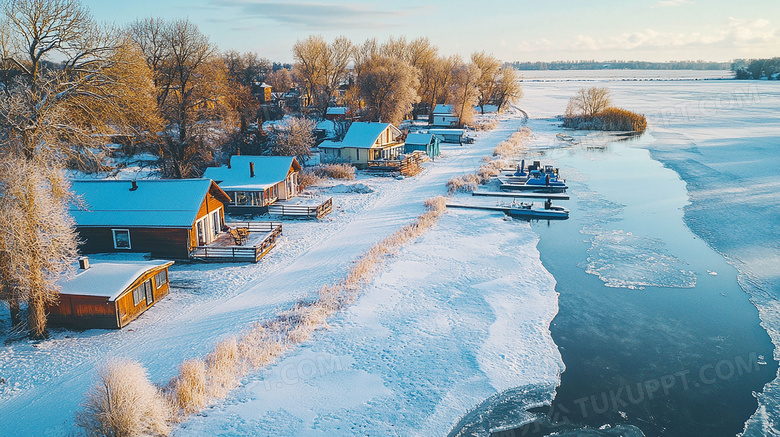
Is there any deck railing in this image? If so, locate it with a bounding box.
[191,222,282,263]
[267,198,333,219]
[367,152,427,176]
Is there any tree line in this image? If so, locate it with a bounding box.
[0,0,523,338]
[731,58,780,80]
[511,60,731,70]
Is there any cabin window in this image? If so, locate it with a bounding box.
[154,270,168,289]
[211,209,221,235]
[112,229,131,249]
[356,149,360,161]
[132,280,153,306]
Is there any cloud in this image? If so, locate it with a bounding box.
[208,0,410,30]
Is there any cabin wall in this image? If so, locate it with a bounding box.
[190,191,227,247]
[115,268,171,328]
[77,227,190,259]
[48,295,118,329]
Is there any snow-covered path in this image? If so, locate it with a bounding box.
[0,111,562,435]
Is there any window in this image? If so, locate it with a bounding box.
[356,149,360,161]
[133,279,153,306]
[154,270,168,288]
[211,209,221,235]
[144,280,154,305]
[112,229,131,249]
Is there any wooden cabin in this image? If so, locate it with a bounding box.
[319,122,405,168]
[48,258,174,329]
[404,132,441,158]
[69,179,232,259]
[431,104,459,127]
[203,156,302,214]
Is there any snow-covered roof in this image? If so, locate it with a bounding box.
[57,260,174,301]
[341,122,401,149]
[318,140,343,149]
[203,156,300,191]
[70,179,226,228]
[326,107,348,115]
[429,129,465,135]
[405,133,434,146]
[433,104,454,115]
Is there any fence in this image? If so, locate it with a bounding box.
[267,198,333,219]
[190,222,282,263]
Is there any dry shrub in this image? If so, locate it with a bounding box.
[477,160,505,183]
[172,359,207,415]
[424,195,447,213]
[493,127,531,158]
[312,163,356,180]
[447,174,481,193]
[238,324,286,368]
[205,337,241,399]
[594,107,647,132]
[474,118,498,131]
[77,360,172,437]
[298,169,323,188]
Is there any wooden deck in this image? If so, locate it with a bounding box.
[367,152,428,176]
[267,198,333,219]
[190,221,282,263]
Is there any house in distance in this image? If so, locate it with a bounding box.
[319,122,405,168]
[48,257,174,329]
[69,179,231,259]
[404,132,441,158]
[203,156,302,214]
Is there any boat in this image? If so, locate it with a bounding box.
[506,201,569,220]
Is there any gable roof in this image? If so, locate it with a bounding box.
[341,122,402,149]
[203,156,301,191]
[57,260,174,301]
[70,179,229,228]
[326,107,348,115]
[405,133,434,146]
[433,104,455,115]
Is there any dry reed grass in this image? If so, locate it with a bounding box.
[311,163,356,180]
[298,169,323,188]
[474,119,499,131]
[172,359,207,415]
[77,360,172,437]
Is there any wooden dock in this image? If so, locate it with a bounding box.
[446,203,511,213]
[472,191,570,200]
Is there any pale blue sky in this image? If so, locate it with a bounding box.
[83,0,780,63]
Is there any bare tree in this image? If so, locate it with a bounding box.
[471,51,502,114]
[268,116,316,163]
[448,62,481,127]
[265,68,293,92]
[0,0,159,337]
[421,55,459,123]
[493,66,523,112]
[357,55,420,125]
[565,86,612,119]
[131,18,234,178]
[292,35,352,116]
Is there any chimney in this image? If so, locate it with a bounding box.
[227,156,231,169]
[78,256,89,270]
[130,180,138,191]
[249,161,255,178]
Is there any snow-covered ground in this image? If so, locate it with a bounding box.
[0,110,564,435]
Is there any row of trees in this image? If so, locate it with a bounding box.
[291,36,523,126]
[731,58,780,80]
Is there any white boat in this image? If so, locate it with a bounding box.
[507,202,569,220]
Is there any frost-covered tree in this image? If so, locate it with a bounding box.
[265,68,293,93]
[493,66,523,112]
[292,35,352,116]
[565,86,612,120]
[471,51,502,114]
[448,62,481,127]
[268,116,316,164]
[356,55,420,125]
[0,0,159,337]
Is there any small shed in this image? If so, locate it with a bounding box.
[404,133,441,158]
[319,122,405,168]
[429,128,466,144]
[203,156,302,214]
[70,179,232,259]
[432,104,459,127]
[325,106,349,120]
[48,258,174,329]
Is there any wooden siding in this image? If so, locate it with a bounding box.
[48,265,171,329]
[78,227,191,259]
[190,189,227,249]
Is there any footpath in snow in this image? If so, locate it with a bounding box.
[0,110,562,436]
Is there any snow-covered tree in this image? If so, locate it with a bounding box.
[0,0,159,337]
[356,55,420,125]
[448,62,481,127]
[268,116,316,164]
[471,51,502,114]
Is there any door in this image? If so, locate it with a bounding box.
[197,219,205,245]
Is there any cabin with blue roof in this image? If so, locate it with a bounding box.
[404,132,440,158]
[319,122,405,168]
[202,156,302,214]
[70,179,232,259]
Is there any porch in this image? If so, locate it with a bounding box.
[367,151,429,176]
[189,221,282,263]
[267,197,333,219]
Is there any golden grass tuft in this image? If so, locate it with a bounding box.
[172,359,208,415]
[205,337,242,400]
[311,163,356,180]
[77,360,173,437]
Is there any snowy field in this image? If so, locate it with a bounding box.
[0,110,564,435]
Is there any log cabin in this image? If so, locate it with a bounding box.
[48,258,174,329]
[203,156,302,214]
[69,179,231,259]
